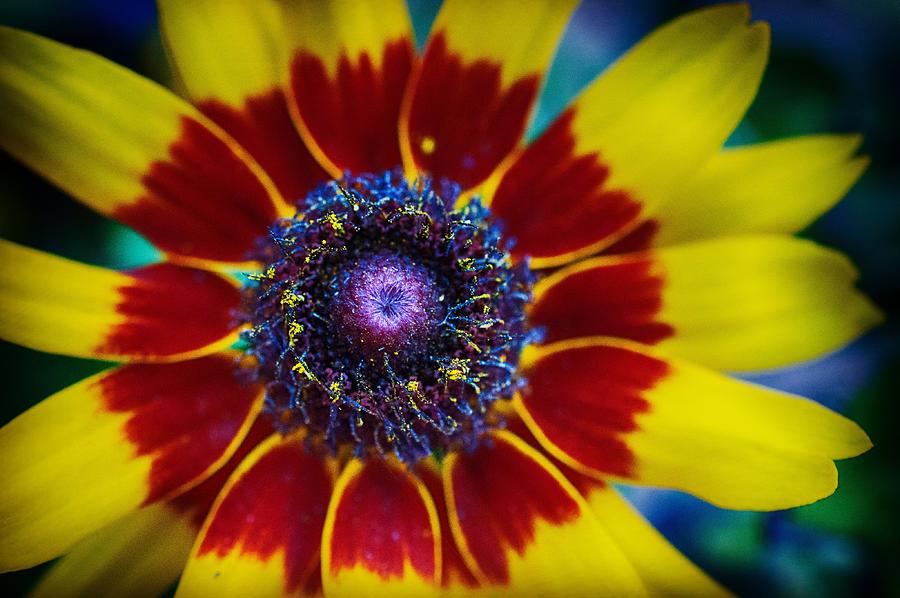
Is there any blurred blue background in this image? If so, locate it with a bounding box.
[1,1,897,596]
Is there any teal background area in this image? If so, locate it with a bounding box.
[1,1,898,596]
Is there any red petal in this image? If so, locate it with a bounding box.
[289,39,414,175]
[446,433,580,584]
[416,464,480,589]
[404,32,539,190]
[491,108,643,264]
[113,116,280,263]
[98,354,263,504]
[198,88,328,204]
[503,416,606,498]
[325,459,438,585]
[601,220,660,255]
[196,438,332,593]
[518,343,669,478]
[97,263,242,360]
[170,415,276,529]
[530,254,674,346]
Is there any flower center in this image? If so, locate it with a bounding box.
[333,254,438,358]
[243,171,536,463]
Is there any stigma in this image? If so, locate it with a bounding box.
[243,171,536,463]
[333,253,439,358]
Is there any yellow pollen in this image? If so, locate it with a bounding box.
[281,290,305,308]
[325,212,345,235]
[328,381,343,403]
[440,358,470,381]
[249,265,277,281]
[291,358,319,384]
[287,321,304,345]
[420,135,436,155]
[458,257,476,270]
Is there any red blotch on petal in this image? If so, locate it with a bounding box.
[329,460,436,581]
[520,344,670,478]
[504,417,606,497]
[449,436,580,584]
[198,440,331,593]
[95,263,241,358]
[96,355,261,504]
[530,256,674,345]
[171,415,275,529]
[492,108,642,261]
[304,561,324,597]
[415,466,480,589]
[290,39,414,174]
[113,116,277,263]
[198,88,328,205]
[406,31,539,190]
[601,220,660,255]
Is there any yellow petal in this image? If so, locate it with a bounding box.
[0,240,242,361]
[0,356,263,571]
[30,504,197,598]
[159,0,285,106]
[517,338,873,511]
[444,430,646,595]
[586,487,730,597]
[0,26,285,264]
[531,235,883,371]
[488,3,769,267]
[651,134,869,246]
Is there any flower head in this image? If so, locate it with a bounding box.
[0,1,880,596]
[246,172,535,463]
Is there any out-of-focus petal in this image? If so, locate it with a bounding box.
[158,0,328,202]
[640,135,869,248]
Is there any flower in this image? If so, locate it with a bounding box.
[0,1,881,596]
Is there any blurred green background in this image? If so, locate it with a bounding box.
[1,1,898,596]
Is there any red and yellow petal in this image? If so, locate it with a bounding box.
[516,338,872,511]
[158,0,328,202]
[505,417,729,596]
[0,241,242,361]
[0,26,287,265]
[283,0,415,176]
[400,0,577,190]
[0,355,263,571]
[488,4,769,267]
[31,417,277,598]
[322,458,440,597]
[530,235,883,371]
[445,430,645,595]
[629,135,869,249]
[176,434,333,597]
[584,486,730,597]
